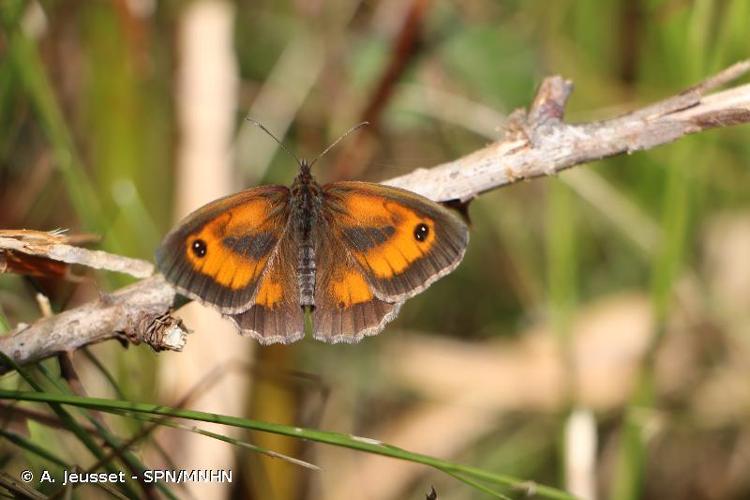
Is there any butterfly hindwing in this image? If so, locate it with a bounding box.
[225,232,304,344]
[312,219,403,343]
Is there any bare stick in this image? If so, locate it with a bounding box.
[1,276,185,373]
[2,60,750,371]
[384,60,750,202]
[0,230,153,279]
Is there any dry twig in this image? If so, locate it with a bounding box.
[384,60,750,202]
[0,229,153,279]
[1,277,184,373]
[1,60,749,372]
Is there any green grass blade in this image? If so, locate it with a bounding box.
[117,410,320,471]
[0,389,576,500]
[32,363,179,500]
[0,354,140,499]
[81,349,128,401]
[0,471,47,500]
[441,469,514,499]
[0,427,69,468]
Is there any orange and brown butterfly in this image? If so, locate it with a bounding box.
[155,122,469,344]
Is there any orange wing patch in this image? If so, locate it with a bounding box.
[342,194,436,279]
[185,234,269,290]
[255,278,283,307]
[184,199,278,290]
[330,269,374,309]
[254,266,285,307]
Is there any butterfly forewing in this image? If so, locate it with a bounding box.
[155,186,291,314]
[321,181,469,303]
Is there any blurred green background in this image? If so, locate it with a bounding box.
[1,0,750,499]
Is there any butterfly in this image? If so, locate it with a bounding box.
[155,123,469,344]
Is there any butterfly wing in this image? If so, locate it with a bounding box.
[312,219,403,343]
[225,232,304,344]
[155,186,292,315]
[156,179,467,344]
[321,181,469,303]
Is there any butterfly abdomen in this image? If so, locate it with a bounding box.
[297,243,316,308]
[291,173,323,309]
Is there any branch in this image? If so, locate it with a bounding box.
[0,232,184,373]
[1,276,184,373]
[2,60,750,372]
[384,60,750,202]
[0,229,153,279]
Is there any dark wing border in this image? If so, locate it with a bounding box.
[155,186,291,314]
[322,181,469,303]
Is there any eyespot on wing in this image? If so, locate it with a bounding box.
[322,181,469,302]
[155,185,291,314]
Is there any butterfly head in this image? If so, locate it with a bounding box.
[299,158,313,175]
[293,158,315,188]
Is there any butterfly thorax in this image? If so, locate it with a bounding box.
[290,161,323,308]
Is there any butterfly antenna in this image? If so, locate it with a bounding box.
[308,122,369,168]
[245,117,303,167]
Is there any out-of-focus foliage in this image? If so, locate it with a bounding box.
[1,1,749,499]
